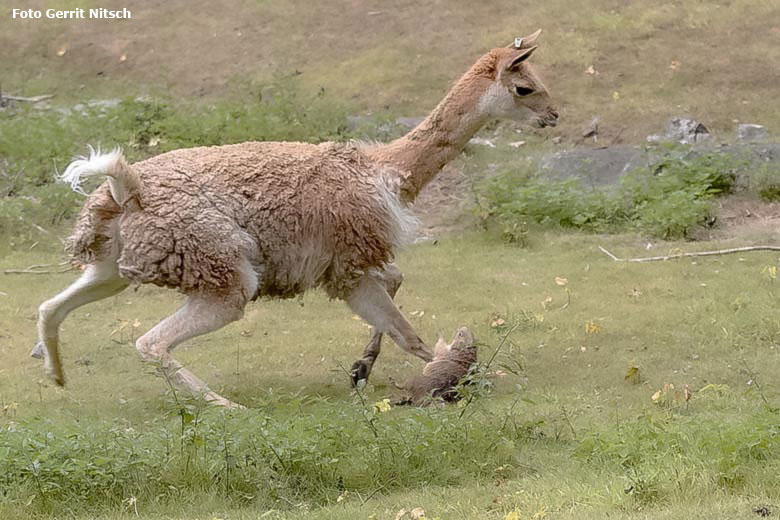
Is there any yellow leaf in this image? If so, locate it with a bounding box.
[612,91,620,101]
[505,511,521,520]
[373,399,392,413]
[624,366,641,384]
[651,390,661,402]
[584,320,602,334]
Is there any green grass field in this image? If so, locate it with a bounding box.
[3,1,780,518]
[3,231,780,519]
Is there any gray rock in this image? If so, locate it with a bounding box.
[395,116,425,129]
[663,117,711,144]
[468,137,496,148]
[539,146,647,186]
[737,124,768,142]
[346,114,375,130]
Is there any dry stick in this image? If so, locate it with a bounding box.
[598,245,780,263]
[2,94,54,103]
[4,261,72,275]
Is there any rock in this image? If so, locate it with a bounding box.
[664,117,711,144]
[395,116,425,129]
[346,114,375,130]
[468,137,496,148]
[737,123,768,142]
[539,145,646,186]
[582,116,599,139]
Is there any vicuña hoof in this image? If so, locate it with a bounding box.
[30,342,46,360]
[350,359,371,387]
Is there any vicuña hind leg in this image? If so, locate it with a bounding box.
[35,259,129,385]
[347,272,433,375]
[350,264,403,385]
[135,293,246,408]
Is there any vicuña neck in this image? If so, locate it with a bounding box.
[369,53,498,203]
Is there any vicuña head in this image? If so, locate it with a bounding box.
[372,29,559,202]
[481,29,559,128]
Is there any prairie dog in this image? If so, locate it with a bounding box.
[395,327,476,405]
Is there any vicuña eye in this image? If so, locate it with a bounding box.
[515,86,534,97]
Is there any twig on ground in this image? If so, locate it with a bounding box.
[4,261,72,275]
[2,94,54,103]
[598,245,780,263]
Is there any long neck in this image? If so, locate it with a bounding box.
[369,54,498,203]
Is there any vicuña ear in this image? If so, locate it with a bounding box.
[507,29,543,49]
[505,46,538,71]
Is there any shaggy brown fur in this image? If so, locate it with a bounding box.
[69,142,411,299]
[37,32,558,406]
[394,327,477,406]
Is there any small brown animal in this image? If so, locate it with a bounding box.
[394,327,477,406]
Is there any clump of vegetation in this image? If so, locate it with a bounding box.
[480,153,744,241]
[0,81,357,243]
[743,163,780,202]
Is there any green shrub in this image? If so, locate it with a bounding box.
[745,164,780,202]
[480,153,744,241]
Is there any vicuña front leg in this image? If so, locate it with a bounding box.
[347,272,433,379]
[350,264,404,385]
[135,293,246,408]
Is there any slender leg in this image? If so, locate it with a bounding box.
[36,260,129,385]
[135,293,246,408]
[350,264,403,385]
[347,272,433,375]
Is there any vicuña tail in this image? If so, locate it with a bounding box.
[60,146,142,206]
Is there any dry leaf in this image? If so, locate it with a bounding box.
[625,366,641,384]
[555,276,568,286]
[410,508,426,520]
[119,53,127,62]
[542,296,553,310]
[585,65,598,75]
[669,60,681,70]
[651,390,661,402]
[490,316,506,328]
[584,320,602,334]
[56,45,68,57]
[395,510,408,520]
[612,91,620,101]
[410,310,425,318]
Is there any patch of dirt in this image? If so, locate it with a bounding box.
[411,163,476,238]
[706,195,780,242]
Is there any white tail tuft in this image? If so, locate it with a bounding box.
[59,146,123,194]
[59,146,140,204]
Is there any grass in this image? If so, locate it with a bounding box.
[3,2,780,517]
[3,231,780,519]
